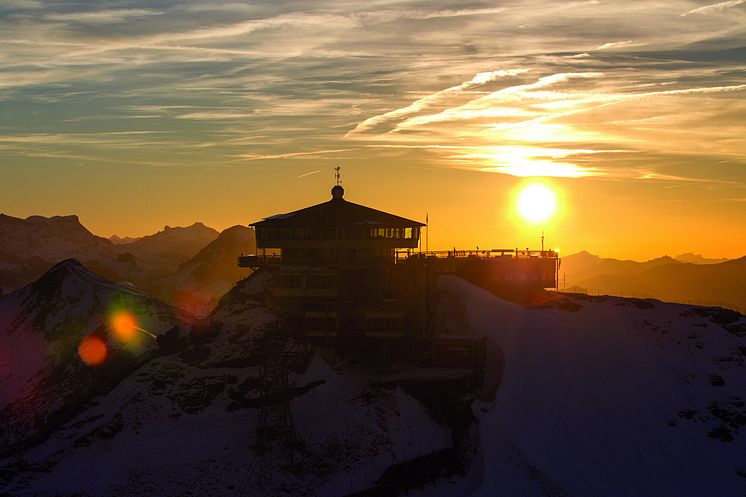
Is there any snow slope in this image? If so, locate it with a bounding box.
[5,273,745,496]
[435,276,746,497]
[1,273,453,497]
[0,260,188,450]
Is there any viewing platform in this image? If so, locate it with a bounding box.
[238,249,559,268]
[238,253,282,268]
[239,248,559,269]
[395,248,559,262]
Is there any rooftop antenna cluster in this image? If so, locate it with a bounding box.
[334,165,342,186]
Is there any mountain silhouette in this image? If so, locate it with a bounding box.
[115,222,219,273]
[151,225,256,316]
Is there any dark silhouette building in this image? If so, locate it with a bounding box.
[239,183,558,367]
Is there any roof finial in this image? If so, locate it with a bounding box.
[334,165,342,186]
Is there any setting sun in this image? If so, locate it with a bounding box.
[517,184,557,224]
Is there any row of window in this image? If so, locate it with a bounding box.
[365,317,402,333]
[275,274,336,290]
[369,227,418,240]
[302,314,404,333]
[305,316,337,333]
[258,226,419,241]
[489,272,555,282]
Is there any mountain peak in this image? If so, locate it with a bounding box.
[675,252,730,265]
[33,258,108,289]
[51,258,85,270]
[647,255,678,264]
[25,214,81,225]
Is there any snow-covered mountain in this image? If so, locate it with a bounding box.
[1,271,454,496]
[0,260,188,454]
[150,225,255,317]
[0,215,225,312]
[0,214,115,292]
[420,277,746,497]
[3,274,745,496]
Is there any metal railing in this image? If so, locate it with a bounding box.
[237,253,282,267]
[395,248,559,262]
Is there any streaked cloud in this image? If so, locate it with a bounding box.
[595,40,634,50]
[296,170,321,179]
[0,0,745,186]
[680,0,746,16]
[45,9,163,25]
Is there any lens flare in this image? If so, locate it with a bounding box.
[517,183,557,223]
[111,311,138,342]
[78,335,108,366]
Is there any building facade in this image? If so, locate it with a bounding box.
[239,184,559,366]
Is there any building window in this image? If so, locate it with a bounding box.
[305,316,337,333]
[366,315,403,333]
[277,275,303,289]
[344,228,363,240]
[307,274,335,289]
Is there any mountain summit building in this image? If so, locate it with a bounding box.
[239,183,558,366]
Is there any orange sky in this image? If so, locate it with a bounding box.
[1,1,745,260]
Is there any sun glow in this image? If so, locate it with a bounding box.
[517,184,557,223]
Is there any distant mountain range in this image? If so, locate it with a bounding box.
[562,251,745,310]
[0,214,255,316]
[2,212,741,314]
[674,252,730,265]
[113,222,220,274]
[150,225,255,316]
[109,234,141,245]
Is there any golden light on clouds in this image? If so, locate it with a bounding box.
[1,0,745,259]
[471,147,601,178]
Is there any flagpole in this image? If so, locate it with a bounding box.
[426,212,429,253]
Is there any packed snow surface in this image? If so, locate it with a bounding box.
[3,273,745,496]
[433,276,746,497]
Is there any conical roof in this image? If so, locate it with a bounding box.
[251,189,424,228]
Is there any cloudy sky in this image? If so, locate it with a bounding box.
[1,0,745,258]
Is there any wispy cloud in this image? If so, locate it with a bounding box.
[296,170,321,179]
[680,0,745,16]
[0,0,744,187]
[234,149,357,161]
[45,9,163,25]
[177,112,254,120]
[345,69,528,137]
[595,40,634,50]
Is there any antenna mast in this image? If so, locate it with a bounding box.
[334,166,342,186]
[541,231,545,252]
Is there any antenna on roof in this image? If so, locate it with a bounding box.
[334,166,342,186]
